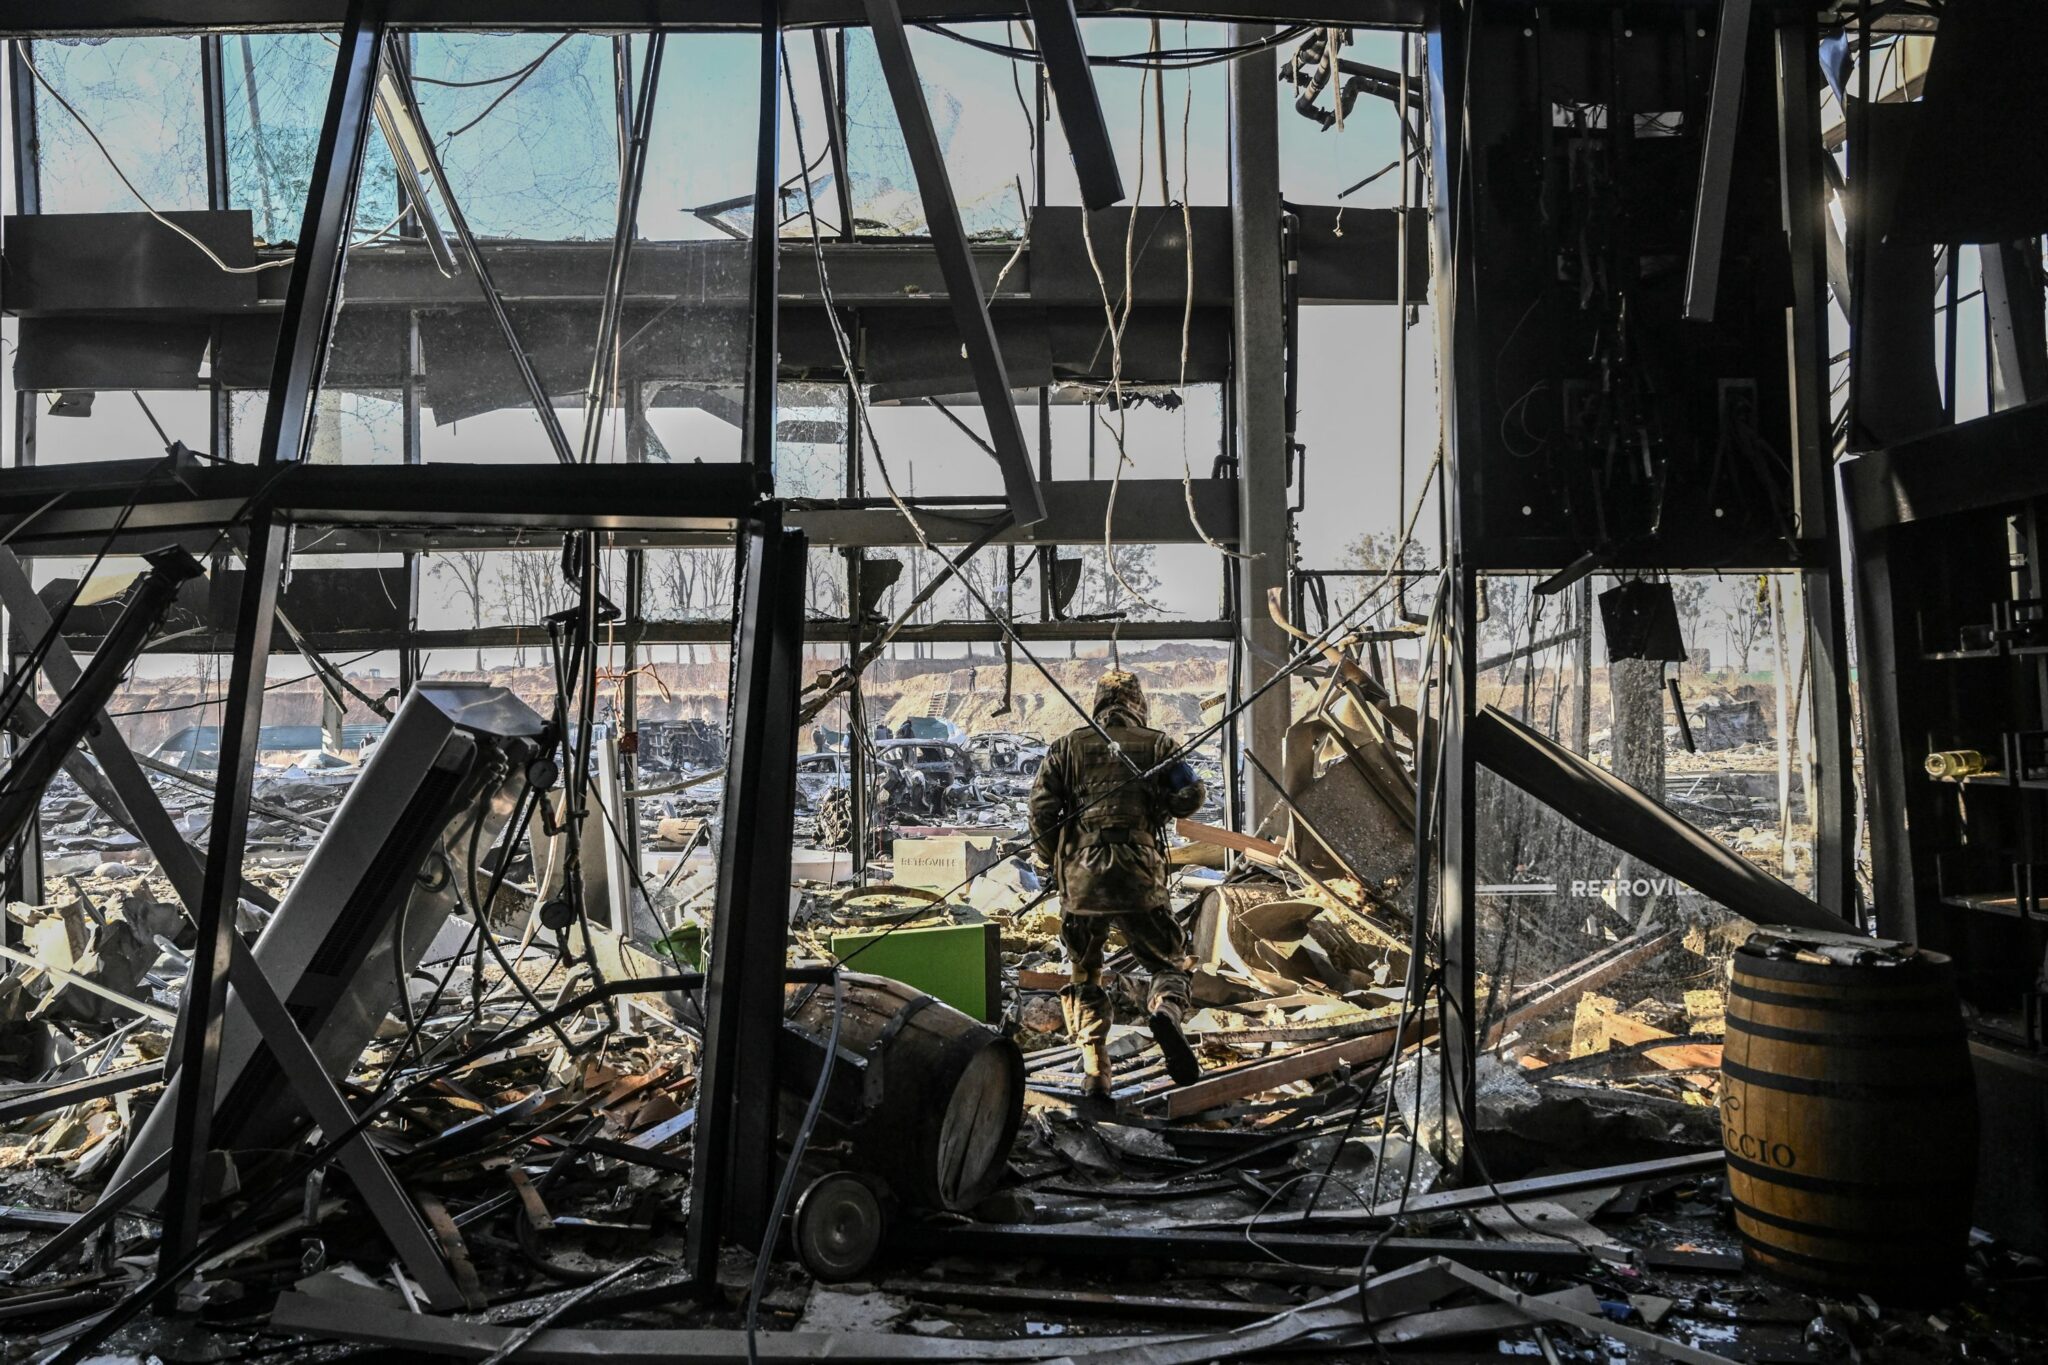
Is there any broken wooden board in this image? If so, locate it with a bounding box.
[1570,993,1723,1071]
[1489,928,1682,1043]
[1138,1012,1434,1119]
[1175,819,1284,867]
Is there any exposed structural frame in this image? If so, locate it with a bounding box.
[155,0,391,1270]
[858,0,1044,526]
[1421,2,1857,1183]
[0,0,1433,36]
[0,2,796,1323]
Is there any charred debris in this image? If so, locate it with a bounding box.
[1,631,2039,1365]
[5,2,2048,1363]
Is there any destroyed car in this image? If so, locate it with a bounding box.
[798,742,981,807]
[966,731,1046,779]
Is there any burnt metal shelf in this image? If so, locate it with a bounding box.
[1940,892,2035,919]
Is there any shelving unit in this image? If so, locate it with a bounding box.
[1853,487,2048,1053]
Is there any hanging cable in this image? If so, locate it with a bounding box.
[15,44,292,275]
[916,22,1315,70]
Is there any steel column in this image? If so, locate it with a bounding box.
[1682,0,1754,322]
[812,28,856,241]
[1979,239,2048,412]
[686,515,808,1281]
[156,0,387,1273]
[1228,23,1290,828]
[3,40,43,910]
[858,0,1044,526]
[746,13,781,475]
[1775,12,1856,919]
[1427,0,1478,1181]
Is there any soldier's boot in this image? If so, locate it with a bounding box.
[1147,973,1200,1086]
[1077,1038,1113,1100]
[1061,980,1114,1102]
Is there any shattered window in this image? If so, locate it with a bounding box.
[28,37,208,214]
[1472,764,1743,1117]
[5,36,328,466]
[831,18,1231,243]
[225,32,380,247]
[840,23,1036,240]
[310,31,761,467]
[1470,571,1824,896]
[778,381,851,498]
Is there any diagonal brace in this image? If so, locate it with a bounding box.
[858,0,1046,526]
[1022,0,1125,210]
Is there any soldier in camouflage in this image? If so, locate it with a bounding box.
[1028,670,1207,1099]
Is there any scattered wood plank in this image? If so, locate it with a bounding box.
[1140,1013,1434,1119]
[1175,820,1283,867]
[1489,928,1682,1043]
[1569,992,1722,1071]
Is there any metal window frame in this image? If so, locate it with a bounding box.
[0,3,790,1325]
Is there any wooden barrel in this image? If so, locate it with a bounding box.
[786,972,1023,1212]
[1722,932,1977,1299]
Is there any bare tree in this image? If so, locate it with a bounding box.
[1077,544,1162,620]
[1722,577,1770,677]
[649,548,735,662]
[429,551,491,672]
[498,552,571,667]
[807,553,849,620]
[1669,577,1711,665]
[1340,528,1430,629]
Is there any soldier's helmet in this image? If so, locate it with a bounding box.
[1092,669,1148,724]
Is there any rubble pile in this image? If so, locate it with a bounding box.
[2,655,2042,1363]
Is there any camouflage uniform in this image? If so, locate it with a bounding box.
[1028,672,1206,1094]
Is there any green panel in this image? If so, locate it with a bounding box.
[829,921,1001,1022]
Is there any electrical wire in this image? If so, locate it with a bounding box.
[54,965,708,1364]
[15,44,293,276]
[437,36,572,142]
[410,35,574,88]
[917,22,1315,70]
[1079,44,1172,619]
[744,968,843,1365]
[108,651,382,717]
